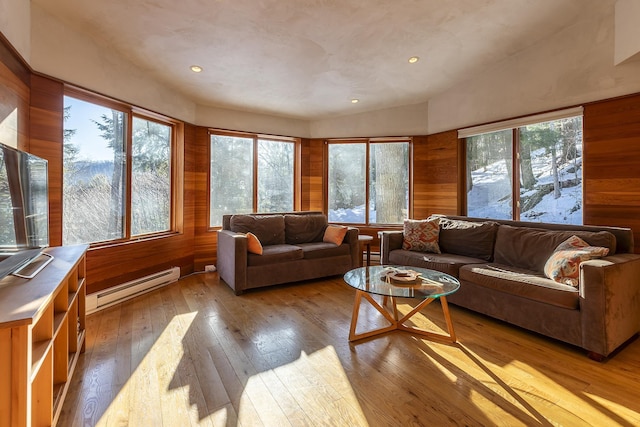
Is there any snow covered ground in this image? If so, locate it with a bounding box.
[468,146,582,224]
[329,146,583,225]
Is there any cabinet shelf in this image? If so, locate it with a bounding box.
[53,312,68,338]
[30,339,53,382]
[0,245,88,427]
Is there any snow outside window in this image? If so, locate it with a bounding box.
[466,116,583,225]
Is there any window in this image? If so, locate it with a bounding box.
[131,117,172,235]
[327,139,410,224]
[464,111,583,224]
[63,93,175,245]
[209,132,295,227]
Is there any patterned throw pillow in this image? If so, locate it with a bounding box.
[555,235,610,256]
[402,218,441,253]
[544,235,609,286]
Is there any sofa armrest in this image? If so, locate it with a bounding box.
[580,253,640,356]
[216,229,248,295]
[379,231,404,265]
[345,227,360,269]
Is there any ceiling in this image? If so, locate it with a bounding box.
[34,0,594,120]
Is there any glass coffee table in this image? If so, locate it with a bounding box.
[343,265,460,342]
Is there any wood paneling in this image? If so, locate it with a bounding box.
[301,138,324,211]
[0,32,29,86]
[413,131,459,219]
[29,75,64,246]
[0,55,29,151]
[583,94,640,252]
[193,126,215,270]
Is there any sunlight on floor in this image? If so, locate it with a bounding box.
[96,311,197,426]
[240,346,368,426]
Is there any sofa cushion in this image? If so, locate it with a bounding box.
[388,249,485,278]
[493,225,616,273]
[284,214,327,244]
[402,218,441,253]
[459,263,579,309]
[296,242,351,260]
[435,217,499,261]
[230,214,286,246]
[247,244,303,267]
[246,232,263,255]
[323,225,348,245]
[543,235,610,286]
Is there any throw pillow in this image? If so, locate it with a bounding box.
[246,232,263,255]
[323,225,348,245]
[543,235,609,286]
[555,235,610,257]
[402,218,441,254]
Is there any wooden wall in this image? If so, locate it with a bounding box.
[583,94,640,251]
[193,126,215,271]
[301,138,324,211]
[0,33,29,151]
[29,75,64,245]
[27,73,198,293]
[413,131,460,219]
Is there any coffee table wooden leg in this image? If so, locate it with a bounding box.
[395,297,457,344]
[440,296,456,342]
[349,291,398,341]
[349,291,363,341]
[349,293,457,343]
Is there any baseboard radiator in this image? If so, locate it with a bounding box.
[86,266,180,314]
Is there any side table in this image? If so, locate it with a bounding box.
[358,235,373,266]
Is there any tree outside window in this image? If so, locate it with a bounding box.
[209,133,295,227]
[328,140,409,224]
[63,95,174,245]
[466,116,583,224]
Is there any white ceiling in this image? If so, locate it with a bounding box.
[34,0,594,120]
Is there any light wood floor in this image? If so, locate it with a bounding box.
[58,272,640,426]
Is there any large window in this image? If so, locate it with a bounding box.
[327,139,410,225]
[131,117,172,235]
[209,132,295,227]
[464,111,583,224]
[63,93,175,245]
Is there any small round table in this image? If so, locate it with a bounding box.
[358,235,373,266]
[343,265,460,342]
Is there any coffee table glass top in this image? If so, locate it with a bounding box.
[343,265,460,299]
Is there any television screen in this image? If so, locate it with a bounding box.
[0,142,49,280]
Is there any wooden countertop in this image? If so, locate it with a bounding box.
[0,244,88,328]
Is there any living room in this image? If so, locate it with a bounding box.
[1,1,640,426]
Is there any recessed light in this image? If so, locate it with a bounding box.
[190,65,203,73]
[408,56,419,64]
[351,99,359,104]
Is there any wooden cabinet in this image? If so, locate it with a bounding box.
[0,245,88,427]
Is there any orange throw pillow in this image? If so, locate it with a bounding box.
[323,225,348,245]
[246,232,263,255]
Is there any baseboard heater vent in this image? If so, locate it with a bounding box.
[86,266,180,314]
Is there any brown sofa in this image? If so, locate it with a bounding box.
[380,215,640,359]
[217,211,359,295]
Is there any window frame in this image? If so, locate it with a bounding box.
[63,86,181,247]
[324,137,412,226]
[461,109,584,223]
[208,129,300,229]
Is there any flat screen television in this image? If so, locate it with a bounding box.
[0,142,50,281]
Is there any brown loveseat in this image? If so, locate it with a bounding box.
[217,211,359,295]
[380,215,640,359]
